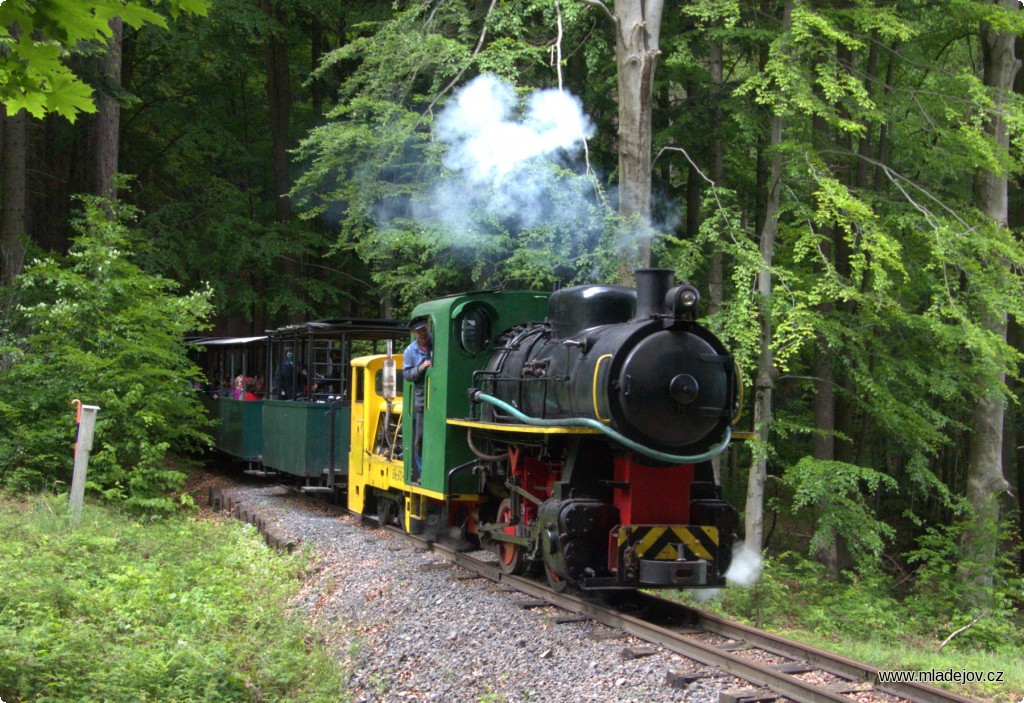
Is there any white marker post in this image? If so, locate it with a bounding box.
[69,399,100,524]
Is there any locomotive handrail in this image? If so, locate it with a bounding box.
[471,391,731,464]
[592,354,613,423]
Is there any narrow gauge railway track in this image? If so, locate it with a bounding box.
[376,521,983,703]
[213,482,983,703]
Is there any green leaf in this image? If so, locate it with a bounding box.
[3,91,49,119]
[44,72,98,122]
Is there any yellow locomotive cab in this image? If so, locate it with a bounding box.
[347,355,406,518]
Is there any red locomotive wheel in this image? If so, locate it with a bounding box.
[497,499,527,575]
[545,563,569,593]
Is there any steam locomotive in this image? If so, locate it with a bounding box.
[348,268,740,592]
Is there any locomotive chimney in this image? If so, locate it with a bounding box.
[634,268,674,319]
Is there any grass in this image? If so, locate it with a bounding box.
[0,492,346,703]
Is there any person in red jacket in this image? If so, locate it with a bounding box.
[243,377,259,401]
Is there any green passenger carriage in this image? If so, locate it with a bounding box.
[192,319,406,490]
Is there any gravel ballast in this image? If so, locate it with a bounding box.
[213,480,750,703]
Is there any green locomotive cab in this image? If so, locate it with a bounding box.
[402,291,551,495]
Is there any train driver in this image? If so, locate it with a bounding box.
[403,317,432,483]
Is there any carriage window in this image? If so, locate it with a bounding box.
[458,306,493,355]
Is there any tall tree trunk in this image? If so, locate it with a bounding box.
[310,17,324,116]
[261,0,300,317]
[746,0,791,552]
[872,43,897,191]
[1013,36,1024,567]
[961,0,1018,600]
[262,0,293,223]
[708,38,726,485]
[610,0,663,267]
[1006,318,1023,565]
[92,16,123,200]
[1,106,27,284]
[812,343,843,575]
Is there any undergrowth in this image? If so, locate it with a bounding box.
[0,492,345,703]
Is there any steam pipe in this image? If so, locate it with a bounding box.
[470,391,731,464]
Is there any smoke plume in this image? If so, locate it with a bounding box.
[393,74,602,254]
[692,543,764,602]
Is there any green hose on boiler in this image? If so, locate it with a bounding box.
[471,391,731,465]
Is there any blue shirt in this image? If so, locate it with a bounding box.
[403,339,432,408]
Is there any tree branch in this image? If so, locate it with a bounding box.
[576,0,617,26]
[822,149,975,231]
[554,0,564,91]
[938,615,981,651]
[423,0,498,116]
[279,255,374,289]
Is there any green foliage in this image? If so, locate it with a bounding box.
[114,1,365,324]
[695,553,903,641]
[0,0,207,121]
[904,517,1024,652]
[783,457,898,561]
[0,195,213,512]
[693,549,1023,653]
[0,493,343,702]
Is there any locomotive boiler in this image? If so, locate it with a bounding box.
[466,269,740,591]
[472,268,737,456]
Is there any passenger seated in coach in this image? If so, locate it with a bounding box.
[208,377,226,399]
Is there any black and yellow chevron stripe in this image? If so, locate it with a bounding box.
[618,525,719,561]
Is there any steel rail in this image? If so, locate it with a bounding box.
[665,600,985,703]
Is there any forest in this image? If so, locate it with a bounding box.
[1,0,1023,661]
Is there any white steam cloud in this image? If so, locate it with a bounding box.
[392,74,601,248]
[724,543,763,587]
[436,74,594,183]
[693,543,764,602]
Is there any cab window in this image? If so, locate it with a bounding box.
[354,371,365,403]
[457,305,493,355]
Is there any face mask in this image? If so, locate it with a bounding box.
[286,353,293,360]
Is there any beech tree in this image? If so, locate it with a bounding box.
[0,106,26,284]
[962,0,1019,599]
[578,0,663,268]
